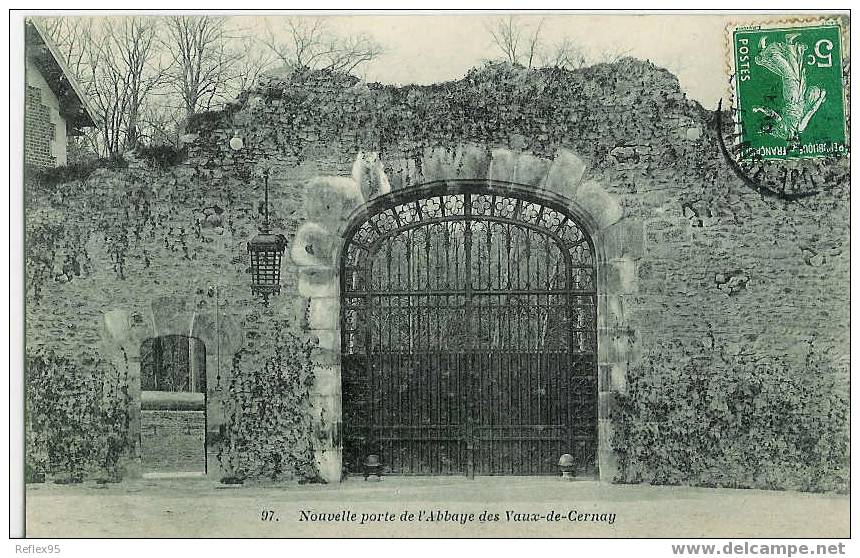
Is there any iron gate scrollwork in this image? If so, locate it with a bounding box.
[341,181,598,477]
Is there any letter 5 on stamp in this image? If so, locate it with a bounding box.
[731,21,847,160]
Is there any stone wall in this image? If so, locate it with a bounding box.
[24,59,850,484]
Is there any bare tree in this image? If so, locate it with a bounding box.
[231,36,275,93]
[263,17,325,69]
[84,17,165,155]
[160,17,275,138]
[39,17,93,79]
[41,15,379,157]
[592,46,633,64]
[324,31,385,74]
[43,15,274,155]
[539,37,588,70]
[261,17,383,74]
[162,16,240,120]
[45,17,167,156]
[486,16,545,69]
[137,100,183,147]
[486,16,631,71]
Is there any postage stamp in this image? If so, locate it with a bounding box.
[729,20,848,160]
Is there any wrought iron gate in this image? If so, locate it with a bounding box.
[341,181,597,477]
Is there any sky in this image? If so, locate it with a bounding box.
[243,13,822,108]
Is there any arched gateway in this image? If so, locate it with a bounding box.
[340,180,598,477]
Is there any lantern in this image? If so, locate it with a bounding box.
[247,169,286,302]
[363,454,383,481]
[558,453,576,480]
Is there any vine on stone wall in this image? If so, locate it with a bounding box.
[218,309,319,482]
[190,59,703,173]
[24,165,238,303]
[25,213,92,303]
[613,340,849,493]
[25,348,131,483]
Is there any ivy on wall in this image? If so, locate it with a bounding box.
[25,211,93,303]
[25,348,131,483]
[24,164,252,305]
[192,60,704,170]
[218,309,319,482]
[613,340,849,493]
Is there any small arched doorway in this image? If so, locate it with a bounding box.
[139,335,207,475]
[340,181,598,477]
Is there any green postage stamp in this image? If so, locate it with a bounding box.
[730,20,848,160]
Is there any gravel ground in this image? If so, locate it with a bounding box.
[24,477,849,538]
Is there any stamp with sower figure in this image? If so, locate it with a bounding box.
[730,20,848,161]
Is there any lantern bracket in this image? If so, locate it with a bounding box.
[247,167,286,302]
